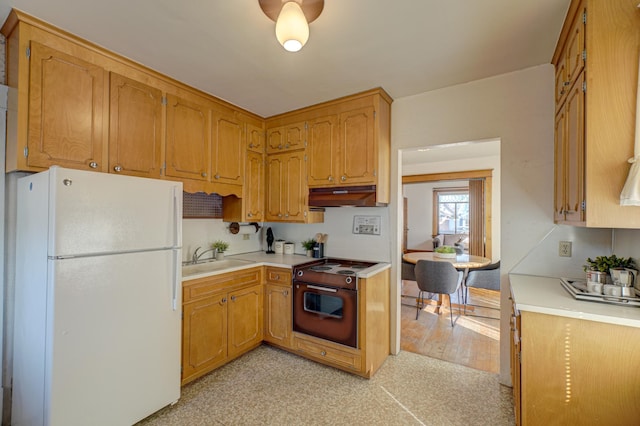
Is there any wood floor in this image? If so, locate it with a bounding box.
[400,279,500,374]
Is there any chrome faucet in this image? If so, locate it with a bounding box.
[192,246,216,264]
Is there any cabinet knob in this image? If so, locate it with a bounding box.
[563,81,571,87]
[214,173,220,180]
[283,290,289,296]
[285,144,290,149]
[201,172,207,177]
[231,295,236,301]
[249,143,254,148]
[278,213,283,218]
[285,213,289,217]
[328,176,333,182]
[113,165,123,172]
[89,162,98,169]
[321,351,326,356]
[278,144,283,149]
[275,274,280,280]
[247,213,252,218]
[221,297,227,304]
[341,175,346,182]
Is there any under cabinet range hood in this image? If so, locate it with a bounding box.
[308,185,385,207]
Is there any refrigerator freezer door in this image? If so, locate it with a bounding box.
[47,250,180,425]
[21,167,182,257]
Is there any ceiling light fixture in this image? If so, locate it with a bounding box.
[259,0,324,52]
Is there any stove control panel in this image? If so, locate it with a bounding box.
[352,215,381,235]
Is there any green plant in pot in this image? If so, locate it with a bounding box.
[583,255,636,284]
[212,240,230,260]
[301,238,316,257]
[434,245,456,258]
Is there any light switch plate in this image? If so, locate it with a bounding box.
[353,215,381,235]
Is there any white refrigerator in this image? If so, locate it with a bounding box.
[12,166,183,426]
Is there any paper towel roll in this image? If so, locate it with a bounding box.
[239,225,256,235]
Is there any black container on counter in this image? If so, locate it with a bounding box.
[312,243,324,258]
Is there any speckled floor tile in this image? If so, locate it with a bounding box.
[138,345,514,426]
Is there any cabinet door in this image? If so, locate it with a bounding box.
[264,283,293,348]
[554,107,567,222]
[247,123,265,153]
[565,7,585,89]
[165,94,210,181]
[564,73,585,223]
[265,153,284,221]
[554,54,568,110]
[266,127,284,153]
[109,73,162,178]
[228,284,263,358]
[28,41,106,171]
[282,150,306,222]
[182,294,227,384]
[266,122,306,153]
[211,108,244,186]
[244,150,264,221]
[338,107,376,185]
[307,115,339,187]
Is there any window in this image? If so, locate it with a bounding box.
[434,188,469,235]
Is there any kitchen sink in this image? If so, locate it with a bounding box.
[182,259,255,277]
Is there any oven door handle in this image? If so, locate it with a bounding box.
[307,284,338,293]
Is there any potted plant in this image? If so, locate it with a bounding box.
[301,238,317,257]
[212,240,230,260]
[434,245,457,259]
[584,255,636,284]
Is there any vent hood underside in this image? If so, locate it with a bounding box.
[308,185,386,207]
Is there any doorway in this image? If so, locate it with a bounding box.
[399,139,501,373]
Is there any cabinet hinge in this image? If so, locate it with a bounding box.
[23,147,28,158]
[161,96,168,106]
[373,110,377,120]
[25,47,30,59]
[582,81,586,93]
[373,169,377,177]
[582,50,586,61]
[304,122,308,130]
[304,211,308,217]
[161,162,166,176]
[582,11,586,24]
[581,200,586,211]
[304,154,307,162]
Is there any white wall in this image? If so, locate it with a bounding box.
[391,64,556,385]
[182,218,263,263]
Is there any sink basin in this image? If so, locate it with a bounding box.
[182,259,254,277]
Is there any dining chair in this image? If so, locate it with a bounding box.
[414,260,464,326]
[463,261,500,318]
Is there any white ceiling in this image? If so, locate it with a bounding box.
[0,0,570,118]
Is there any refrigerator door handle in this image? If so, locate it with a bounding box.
[173,186,182,248]
[172,248,180,311]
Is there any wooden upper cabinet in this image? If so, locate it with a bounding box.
[266,150,306,222]
[266,121,306,153]
[338,106,376,185]
[165,94,210,181]
[211,107,244,186]
[108,73,163,178]
[307,115,339,187]
[27,41,107,171]
[552,0,640,228]
[247,123,265,153]
[244,150,264,221]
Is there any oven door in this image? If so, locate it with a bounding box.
[293,281,358,348]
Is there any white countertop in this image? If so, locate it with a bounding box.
[510,273,640,328]
[183,251,390,281]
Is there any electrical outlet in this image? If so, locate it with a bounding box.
[559,241,572,257]
[243,234,250,240]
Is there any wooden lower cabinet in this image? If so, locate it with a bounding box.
[182,265,390,384]
[263,267,293,349]
[181,268,263,385]
[515,310,640,425]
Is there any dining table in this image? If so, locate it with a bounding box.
[402,251,492,313]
